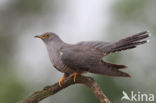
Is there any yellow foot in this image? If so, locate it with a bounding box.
[59,76,65,87]
[70,72,79,83]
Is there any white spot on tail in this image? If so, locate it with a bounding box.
[146,40,150,43]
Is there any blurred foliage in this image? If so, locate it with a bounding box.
[113,0,147,22]
[110,0,156,34]
[0,0,65,102]
[15,0,43,13]
[0,73,25,103]
[0,0,44,103]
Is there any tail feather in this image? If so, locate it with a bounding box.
[110,31,150,53]
[77,31,150,55]
[112,40,148,52]
[118,31,149,44]
[103,60,128,69]
[88,60,130,77]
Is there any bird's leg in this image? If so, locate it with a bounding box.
[59,73,79,86]
[58,76,65,87]
[73,72,78,83]
[69,72,79,83]
[59,73,69,87]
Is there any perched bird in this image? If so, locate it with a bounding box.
[35,31,150,86]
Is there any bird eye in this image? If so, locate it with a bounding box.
[46,34,50,37]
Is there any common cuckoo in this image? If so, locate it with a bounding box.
[35,31,150,86]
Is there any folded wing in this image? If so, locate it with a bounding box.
[61,46,129,77]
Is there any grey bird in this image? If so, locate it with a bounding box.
[35,31,150,86]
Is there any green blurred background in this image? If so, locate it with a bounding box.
[0,0,155,103]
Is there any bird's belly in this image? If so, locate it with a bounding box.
[52,59,87,74]
[49,56,74,73]
[53,59,85,74]
[47,47,71,73]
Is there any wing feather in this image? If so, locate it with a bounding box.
[61,46,103,71]
[61,46,129,77]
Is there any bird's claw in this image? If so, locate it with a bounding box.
[70,72,79,83]
[58,73,78,87]
[59,76,65,87]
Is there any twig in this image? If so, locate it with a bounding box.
[18,75,110,103]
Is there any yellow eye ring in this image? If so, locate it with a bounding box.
[46,34,50,37]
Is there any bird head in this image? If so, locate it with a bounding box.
[35,32,60,43]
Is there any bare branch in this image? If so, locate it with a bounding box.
[18,75,110,103]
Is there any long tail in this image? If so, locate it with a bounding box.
[77,31,150,55]
[105,31,150,54]
[88,60,130,77]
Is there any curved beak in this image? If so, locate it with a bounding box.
[34,35,44,39]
